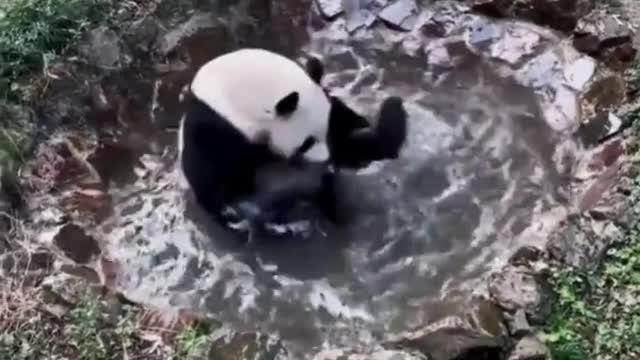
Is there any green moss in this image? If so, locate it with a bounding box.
[542,116,640,360]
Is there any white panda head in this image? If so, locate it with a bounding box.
[190,48,331,163]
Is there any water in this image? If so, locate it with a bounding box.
[39,1,588,357]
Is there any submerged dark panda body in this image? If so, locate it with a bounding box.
[177,48,408,233]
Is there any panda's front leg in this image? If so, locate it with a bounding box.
[229,161,331,227]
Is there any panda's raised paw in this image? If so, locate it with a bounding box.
[376,96,408,158]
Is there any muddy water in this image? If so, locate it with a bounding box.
[97,4,580,357]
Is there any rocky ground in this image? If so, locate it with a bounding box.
[1,0,640,359]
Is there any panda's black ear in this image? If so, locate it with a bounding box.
[275,91,299,117]
[306,56,324,84]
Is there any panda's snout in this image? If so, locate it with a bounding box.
[303,141,329,163]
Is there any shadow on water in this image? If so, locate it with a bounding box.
[80,1,583,356]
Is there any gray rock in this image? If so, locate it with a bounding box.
[208,331,287,360]
[154,13,218,57]
[53,223,101,264]
[313,349,428,360]
[41,272,98,306]
[466,297,509,338]
[389,327,507,360]
[378,0,418,32]
[509,246,545,268]
[507,336,549,360]
[508,309,532,338]
[124,16,163,56]
[469,0,514,17]
[0,250,53,286]
[511,0,593,32]
[574,10,634,53]
[488,265,553,325]
[547,215,621,271]
[314,0,343,19]
[78,26,127,70]
[470,0,593,32]
[345,7,377,32]
[422,1,469,38]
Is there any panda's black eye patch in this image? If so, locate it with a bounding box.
[275,91,299,117]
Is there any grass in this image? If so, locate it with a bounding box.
[0,0,108,101]
[170,322,211,360]
[542,114,640,360]
[0,0,109,188]
[0,277,141,360]
[0,270,209,360]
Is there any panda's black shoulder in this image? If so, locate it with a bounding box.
[182,97,251,151]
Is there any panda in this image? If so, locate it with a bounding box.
[177,48,407,232]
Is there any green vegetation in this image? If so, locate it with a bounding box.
[0,0,107,101]
[0,282,210,360]
[170,322,211,360]
[542,115,640,360]
[0,286,137,360]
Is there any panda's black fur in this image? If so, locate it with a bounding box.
[178,48,408,231]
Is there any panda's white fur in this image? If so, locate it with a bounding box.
[190,48,331,162]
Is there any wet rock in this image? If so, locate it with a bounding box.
[469,0,593,31]
[124,16,163,58]
[580,73,626,122]
[469,0,514,17]
[154,13,218,57]
[344,0,379,33]
[53,223,101,264]
[573,10,634,56]
[602,43,638,71]
[488,265,552,325]
[464,18,503,52]
[577,158,622,214]
[136,307,199,343]
[576,112,624,148]
[547,215,618,271]
[1,163,24,210]
[60,188,114,225]
[0,250,53,286]
[538,83,580,132]
[563,56,596,92]
[378,0,418,32]
[389,327,507,360]
[466,297,509,338]
[208,331,287,360]
[37,88,93,129]
[98,257,123,289]
[313,349,427,359]
[78,26,127,70]
[86,138,137,186]
[0,250,53,275]
[508,309,532,338]
[422,1,469,38]
[59,263,101,284]
[508,246,545,267]
[510,0,593,32]
[314,0,343,19]
[589,140,625,174]
[28,143,69,193]
[269,0,314,56]
[507,336,549,360]
[487,25,544,65]
[41,272,99,306]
